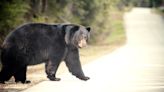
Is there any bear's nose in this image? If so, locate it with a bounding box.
[78,39,87,48]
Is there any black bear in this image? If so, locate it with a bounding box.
[0,23,90,84]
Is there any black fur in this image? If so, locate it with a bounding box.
[0,23,90,84]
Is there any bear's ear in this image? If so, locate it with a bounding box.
[72,26,79,32]
[86,27,91,32]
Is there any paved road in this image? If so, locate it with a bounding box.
[22,8,164,92]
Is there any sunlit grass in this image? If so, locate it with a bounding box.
[106,21,126,45]
[97,9,126,46]
[151,7,164,16]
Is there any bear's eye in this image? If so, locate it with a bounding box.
[84,36,87,39]
[82,34,87,39]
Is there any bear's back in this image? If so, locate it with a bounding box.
[2,23,66,65]
[3,23,64,47]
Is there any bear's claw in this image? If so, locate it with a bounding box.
[78,76,90,81]
[47,75,61,81]
[0,81,5,84]
[15,80,31,84]
[49,77,61,81]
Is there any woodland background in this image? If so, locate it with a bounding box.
[0,0,163,45]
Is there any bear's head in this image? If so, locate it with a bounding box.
[63,24,91,48]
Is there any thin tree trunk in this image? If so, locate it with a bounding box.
[41,0,47,13]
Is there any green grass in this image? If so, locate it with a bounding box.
[97,9,126,46]
[152,7,164,16]
[106,20,126,45]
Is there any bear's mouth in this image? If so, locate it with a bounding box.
[78,39,87,48]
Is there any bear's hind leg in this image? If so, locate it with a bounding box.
[45,60,61,81]
[14,66,31,84]
[0,66,13,84]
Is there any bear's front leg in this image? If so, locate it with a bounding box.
[45,60,61,81]
[64,48,90,81]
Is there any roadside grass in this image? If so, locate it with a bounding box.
[152,7,164,16]
[104,20,125,45]
[0,9,126,92]
[98,9,126,46]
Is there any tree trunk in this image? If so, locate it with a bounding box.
[41,0,47,13]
